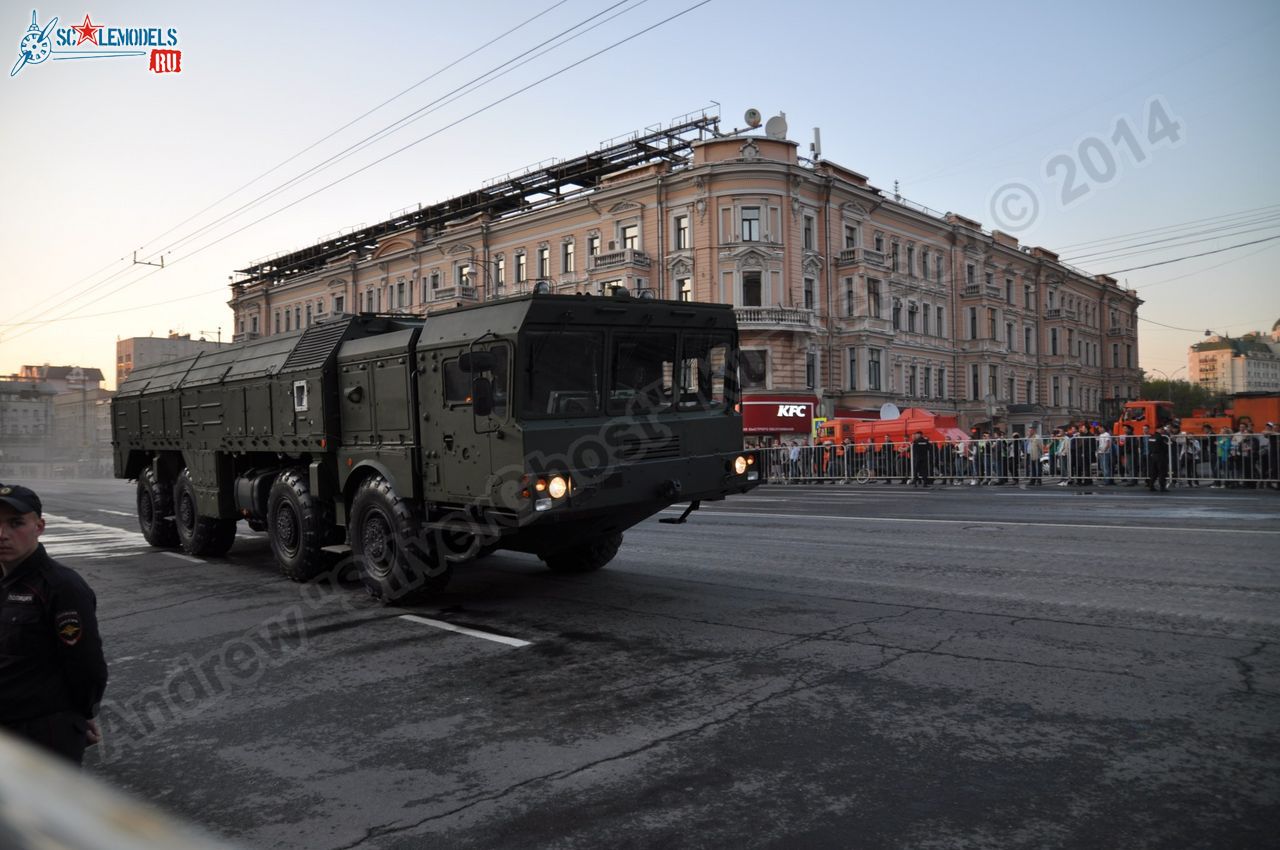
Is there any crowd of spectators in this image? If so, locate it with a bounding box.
[767,420,1280,490]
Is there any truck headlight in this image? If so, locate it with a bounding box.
[733,455,748,475]
[547,475,568,499]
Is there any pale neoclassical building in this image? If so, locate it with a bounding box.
[229,111,1143,437]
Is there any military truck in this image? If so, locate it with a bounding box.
[112,292,761,599]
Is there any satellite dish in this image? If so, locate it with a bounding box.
[879,402,900,420]
[764,112,788,140]
[744,108,762,128]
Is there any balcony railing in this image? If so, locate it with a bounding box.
[861,248,887,267]
[588,249,651,271]
[843,315,894,334]
[1044,308,1078,320]
[734,306,815,328]
[1107,326,1136,338]
[431,285,478,302]
[836,248,860,266]
[963,284,980,297]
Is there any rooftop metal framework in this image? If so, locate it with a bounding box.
[235,109,721,289]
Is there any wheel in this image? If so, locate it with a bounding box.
[137,467,179,548]
[349,475,449,601]
[854,465,872,485]
[172,468,237,557]
[541,532,623,574]
[267,469,334,582]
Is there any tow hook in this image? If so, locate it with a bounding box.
[660,499,701,525]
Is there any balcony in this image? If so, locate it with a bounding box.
[588,249,651,271]
[1044,307,1078,321]
[843,315,894,335]
[959,338,1008,355]
[734,306,815,330]
[431,285,479,302]
[835,248,860,267]
[1107,326,1136,338]
[962,284,980,297]
[862,248,887,267]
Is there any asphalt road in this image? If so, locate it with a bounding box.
[22,478,1280,849]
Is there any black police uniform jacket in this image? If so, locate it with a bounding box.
[0,544,108,724]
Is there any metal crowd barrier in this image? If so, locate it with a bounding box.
[757,433,1280,489]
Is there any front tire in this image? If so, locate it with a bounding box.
[349,475,449,601]
[173,468,237,557]
[268,469,334,582]
[137,467,179,548]
[541,532,622,574]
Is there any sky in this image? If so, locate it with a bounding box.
[2,0,1278,388]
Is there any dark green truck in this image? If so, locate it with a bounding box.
[112,292,760,599]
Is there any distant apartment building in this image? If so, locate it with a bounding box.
[116,332,231,385]
[17,364,104,395]
[227,110,1142,437]
[1190,322,1280,394]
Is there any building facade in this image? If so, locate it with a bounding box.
[228,111,1143,439]
[116,332,231,385]
[1189,324,1280,394]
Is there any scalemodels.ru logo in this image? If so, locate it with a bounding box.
[10,9,182,77]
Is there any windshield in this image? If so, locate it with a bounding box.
[523,331,602,417]
[522,328,737,419]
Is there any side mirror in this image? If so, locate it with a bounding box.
[459,351,496,373]
[472,377,494,417]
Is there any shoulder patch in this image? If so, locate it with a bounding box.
[55,610,83,646]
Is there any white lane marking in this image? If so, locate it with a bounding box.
[40,514,148,559]
[398,614,531,648]
[162,552,204,564]
[97,509,136,517]
[666,508,1280,536]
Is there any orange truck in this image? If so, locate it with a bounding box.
[1116,393,1280,435]
[816,407,969,453]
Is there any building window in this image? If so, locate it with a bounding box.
[516,253,527,284]
[966,264,975,286]
[1028,380,1035,403]
[988,365,998,397]
[1025,326,1033,353]
[296,306,303,327]
[251,315,259,335]
[562,241,574,274]
[844,225,858,249]
[740,350,767,389]
[907,302,918,333]
[936,259,943,284]
[845,277,855,317]
[1005,279,1013,303]
[968,307,978,340]
[805,351,816,389]
[987,308,998,338]
[867,279,882,318]
[677,277,691,301]
[921,250,929,279]
[1126,344,1133,368]
[936,306,944,337]
[892,299,902,330]
[620,224,638,251]
[907,245,915,276]
[848,349,857,390]
[1006,322,1015,350]
[588,235,601,256]
[803,277,815,310]
[938,367,947,399]
[970,364,980,400]
[495,257,505,287]
[923,303,930,335]
[274,313,281,334]
[907,365,917,397]
[868,348,882,391]
[1112,343,1120,368]
[803,214,815,250]
[1007,376,1015,403]
[874,233,884,253]
[1051,328,1059,355]
[1052,376,1061,406]
[742,271,762,306]
[891,242,900,271]
[1068,377,1075,407]
[674,215,690,250]
[923,366,932,397]
[537,247,549,278]
[741,207,760,242]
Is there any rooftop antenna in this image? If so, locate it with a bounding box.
[764,112,787,140]
[810,127,822,161]
[743,108,762,129]
[893,180,901,201]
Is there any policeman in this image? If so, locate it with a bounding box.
[1147,425,1172,493]
[0,484,108,764]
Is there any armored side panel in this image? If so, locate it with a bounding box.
[334,327,422,501]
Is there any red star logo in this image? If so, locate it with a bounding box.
[72,14,102,46]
